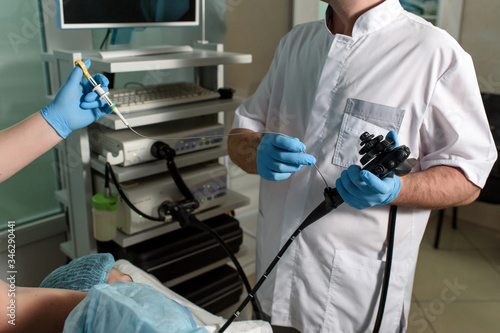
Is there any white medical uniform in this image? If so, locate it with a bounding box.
[232,0,497,332]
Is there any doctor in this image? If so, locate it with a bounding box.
[228,0,497,332]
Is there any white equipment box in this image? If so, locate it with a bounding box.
[90,118,224,166]
[93,162,228,235]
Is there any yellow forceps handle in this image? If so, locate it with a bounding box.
[75,59,93,80]
[74,59,131,127]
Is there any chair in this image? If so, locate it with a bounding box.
[434,93,500,249]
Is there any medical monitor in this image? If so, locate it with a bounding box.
[56,0,199,29]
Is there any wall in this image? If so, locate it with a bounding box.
[224,1,292,261]
[225,0,292,98]
[0,0,62,228]
[0,216,68,287]
[456,0,500,231]
[0,0,69,287]
[460,0,500,95]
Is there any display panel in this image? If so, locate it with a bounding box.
[57,0,198,29]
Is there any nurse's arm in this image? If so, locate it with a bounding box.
[227,128,261,175]
[0,112,62,184]
[392,165,481,209]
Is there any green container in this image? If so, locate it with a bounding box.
[92,193,118,241]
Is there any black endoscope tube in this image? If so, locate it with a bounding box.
[185,217,264,319]
[218,192,397,333]
[218,224,305,333]
[372,205,397,333]
[105,161,264,319]
[217,198,337,333]
[105,162,165,222]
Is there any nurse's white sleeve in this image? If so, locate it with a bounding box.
[419,54,497,188]
[232,35,288,132]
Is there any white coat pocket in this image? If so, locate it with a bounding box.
[332,98,405,168]
[321,250,410,333]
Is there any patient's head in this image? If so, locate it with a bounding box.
[40,253,132,292]
[107,268,133,284]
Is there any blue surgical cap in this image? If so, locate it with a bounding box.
[40,253,115,292]
[63,282,208,333]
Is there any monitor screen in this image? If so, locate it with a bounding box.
[57,0,198,29]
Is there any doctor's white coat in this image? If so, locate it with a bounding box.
[232,0,497,332]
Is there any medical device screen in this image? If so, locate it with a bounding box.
[58,0,198,29]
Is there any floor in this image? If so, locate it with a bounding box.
[407,210,500,333]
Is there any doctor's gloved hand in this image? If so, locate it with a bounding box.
[336,131,401,210]
[256,134,316,181]
[40,59,112,139]
[336,165,401,209]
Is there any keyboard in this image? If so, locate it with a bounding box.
[108,82,221,114]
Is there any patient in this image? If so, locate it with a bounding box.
[54,254,206,332]
[1,253,210,333]
[0,253,132,333]
[39,253,133,291]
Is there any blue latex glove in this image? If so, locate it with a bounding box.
[336,131,401,210]
[256,134,316,181]
[40,59,112,138]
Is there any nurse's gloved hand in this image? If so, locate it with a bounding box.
[40,59,112,139]
[257,134,316,181]
[336,131,401,209]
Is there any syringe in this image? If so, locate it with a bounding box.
[75,59,131,129]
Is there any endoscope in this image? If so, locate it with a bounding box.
[218,132,414,333]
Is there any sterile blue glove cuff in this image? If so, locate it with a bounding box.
[372,173,401,206]
[41,104,72,139]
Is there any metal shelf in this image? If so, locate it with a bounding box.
[164,239,254,288]
[43,47,252,258]
[91,145,227,182]
[86,49,252,73]
[112,190,250,248]
[96,97,244,130]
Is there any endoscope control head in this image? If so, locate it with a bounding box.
[359,131,411,179]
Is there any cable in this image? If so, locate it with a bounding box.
[152,142,264,319]
[218,188,400,332]
[372,205,397,333]
[76,58,329,184]
[105,162,166,222]
[99,29,112,50]
[178,214,264,320]
[75,58,329,184]
[218,188,344,333]
[102,112,405,330]
[104,155,265,319]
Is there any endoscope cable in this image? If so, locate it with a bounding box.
[76,59,328,183]
[78,59,334,325]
